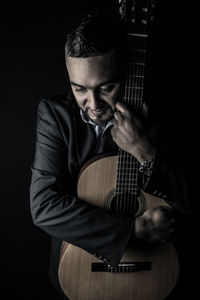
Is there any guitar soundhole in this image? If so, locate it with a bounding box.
[110,193,139,215]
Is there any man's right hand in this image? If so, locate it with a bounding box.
[134,206,174,243]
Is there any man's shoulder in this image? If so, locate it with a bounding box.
[37,91,79,117]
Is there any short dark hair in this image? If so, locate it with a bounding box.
[65,13,127,59]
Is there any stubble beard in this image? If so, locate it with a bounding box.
[84,106,114,126]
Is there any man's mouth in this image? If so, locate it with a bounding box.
[89,108,105,116]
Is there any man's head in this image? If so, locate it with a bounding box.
[65,13,126,59]
[65,13,127,125]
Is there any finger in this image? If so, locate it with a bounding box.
[112,119,117,127]
[153,218,175,232]
[142,102,149,118]
[152,206,175,222]
[115,101,131,117]
[114,110,123,122]
[111,126,115,139]
[111,123,120,136]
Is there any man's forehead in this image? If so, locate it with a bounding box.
[66,53,118,67]
[66,54,122,86]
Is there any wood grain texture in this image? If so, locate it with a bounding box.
[59,241,179,300]
[77,155,117,209]
[59,156,179,300]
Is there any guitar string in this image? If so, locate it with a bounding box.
[128,21,136,214]
[125,24,133,214]
[127,42,133,214]
[133,35,139,213]
[123,10,131,214]
[127,31,135,214]
[131,26,147,213]
[130,33,135,213]
[132,33,139,213]
[126,18,134,214]
[116,6,148,215]
[121,22,137,214]
[127,21,135,214]
[126,41,132,214]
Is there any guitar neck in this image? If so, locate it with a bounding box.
[124,32,148,110]
[115,0,152,214]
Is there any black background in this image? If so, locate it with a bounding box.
[0,1,198,299]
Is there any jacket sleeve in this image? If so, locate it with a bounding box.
[146,125,194,216]
[30,98,134,267]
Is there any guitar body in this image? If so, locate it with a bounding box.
[58,155,179,300]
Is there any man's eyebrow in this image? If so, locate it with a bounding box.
[70,80,118,88]
[70,82,85,88]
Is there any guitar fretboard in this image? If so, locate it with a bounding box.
[115,25,148,215]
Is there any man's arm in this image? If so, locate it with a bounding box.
[111,101,193,242]
[112,101,192,214]
[30,98,134,267]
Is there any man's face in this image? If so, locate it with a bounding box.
[66,52,123,125]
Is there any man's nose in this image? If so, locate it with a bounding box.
[88,91,99,110]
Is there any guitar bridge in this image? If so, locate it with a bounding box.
[91,261,151,273]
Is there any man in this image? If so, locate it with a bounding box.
[30,13,191,299]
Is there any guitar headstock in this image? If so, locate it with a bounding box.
[118,0,156,34]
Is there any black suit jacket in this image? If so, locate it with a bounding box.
[30,92,192,269]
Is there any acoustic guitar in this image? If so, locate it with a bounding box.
[58,1,179,299]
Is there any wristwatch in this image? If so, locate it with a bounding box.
[139,158,154,178]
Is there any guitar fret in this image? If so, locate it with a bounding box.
[115,2,149,212]
[125,86,143,89]
[128,61,145,66]
[122,97,143,103]
[128,54,146,63]
[128,75,144,78]
[129,49,146,52]
[128,33,147,38]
